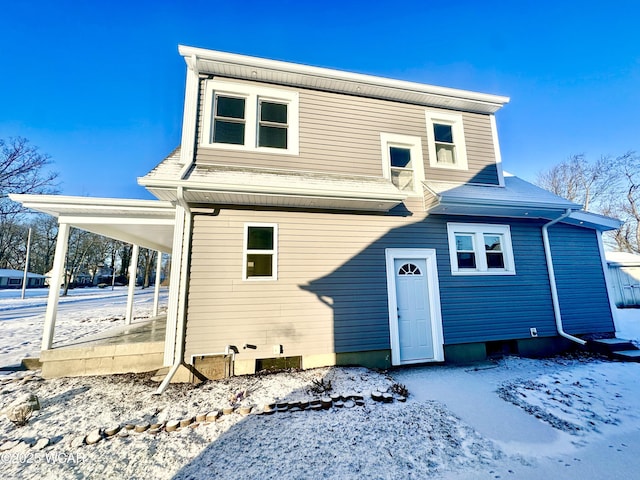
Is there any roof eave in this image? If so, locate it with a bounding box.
[179,45,510,114]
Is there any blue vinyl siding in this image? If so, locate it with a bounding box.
[549,224,615,334]
[186,209,615,361]
[433,216,558,344]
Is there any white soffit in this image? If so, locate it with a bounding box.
[179,45,510,114]
[9,194,176,252]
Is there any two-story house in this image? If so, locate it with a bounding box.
[11,45,621,382]
[140,45,620,378]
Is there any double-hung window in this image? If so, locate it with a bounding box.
[213,95,246,145]
[425,112,468,170]
[203,79,299,155]
[258,100,288,148]
[380,133,425,195]
[244,223,278,280]
[447,223,515,275]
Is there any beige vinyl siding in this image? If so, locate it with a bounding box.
[195,78,500,185]
[184,208,421,363]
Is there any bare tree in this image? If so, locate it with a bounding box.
[139,248,157,289]
[537,151,640,253]
[536,154,616,210]
[0,137,58,270]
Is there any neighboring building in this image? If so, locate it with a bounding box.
[606,252,640,308]
[10,46,622,380]
[0,269,47,289]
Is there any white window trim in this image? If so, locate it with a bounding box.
[202,79,299,155]
[380,133,425,196]
[425,111,468,171]
[446,223,516,276]
[243,223,278,281]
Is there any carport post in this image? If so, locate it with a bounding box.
[153,251,162,317]
[125,244,139,325]
[42,222,70,350]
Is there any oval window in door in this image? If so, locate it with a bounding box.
[398,263,422,276]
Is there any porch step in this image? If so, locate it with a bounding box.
[612,350,640,362]
[587,338,640,362]
[587,338,637,354]
[39,341,164,378]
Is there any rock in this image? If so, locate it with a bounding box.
[85,429,102,445]
[205,411,220,422]
[104,425,121,437]
[32,438,50,451]
[165,420,179,432]
[118,430,129,438]
[5,393,40,425]
[330,393,342,402]
[239,405,253,416]
[134,423,150,433]
[70,436,85,448]
[355,399,365,407]
[397,396,407,403]
[222,406,234,415]
[334,400,344,408]
[0,440,20,451]
[371,391,382,402]
[180,417,194,427]
[148,428,161,434]
[344,400,355,409]
[195,413,207,422]
[124,424,135,430]
[321,397,332,409]
[381,393,393,403]
[150,423,163,430]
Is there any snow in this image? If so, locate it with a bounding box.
[0,289,639,479]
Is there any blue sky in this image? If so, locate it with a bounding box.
[1,0,639,199]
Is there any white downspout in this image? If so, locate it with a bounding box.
[155,53,200,394]
[542,208,586,345]
[155,186,192,395]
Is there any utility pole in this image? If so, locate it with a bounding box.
[21,228,32,300]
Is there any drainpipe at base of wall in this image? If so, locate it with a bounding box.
[154,186,192,395]
[541,208,586,346]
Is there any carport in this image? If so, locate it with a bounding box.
[8,194,176,358]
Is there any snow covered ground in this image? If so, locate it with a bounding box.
[0,288,639,479]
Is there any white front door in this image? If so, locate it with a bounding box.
[394,258,433,362]
[385,249,444,365]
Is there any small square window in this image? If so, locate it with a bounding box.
[447,223,515,275]
[244,224,278,280]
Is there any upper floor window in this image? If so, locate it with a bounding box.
[258,100,288,148]
[425,112,468,171]
[244,223,278,280]
[380,133,425,196]
[213,95,246,145]
[203,79,299,155]
[446,223,515,275]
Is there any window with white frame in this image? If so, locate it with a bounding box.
[244,223,278,280]
[203,79,299,155]
[380,133,425,195]
[446,223,515,275]
[425,112,468,170]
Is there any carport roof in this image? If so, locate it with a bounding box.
[9,194,176,253]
